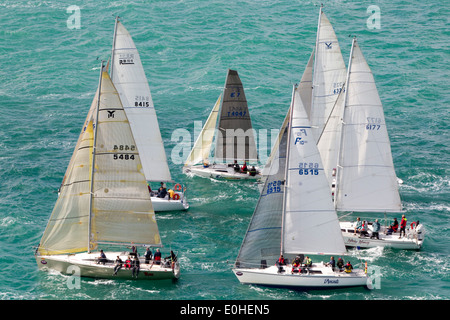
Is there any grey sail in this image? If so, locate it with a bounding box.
[214,69,258,162]
[235,101,290,268]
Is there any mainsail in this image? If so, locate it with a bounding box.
[335,39,402,213]
[282,87,346,256]
[110,18,171,182]
[38,68,162,256]
[214,69,258,162]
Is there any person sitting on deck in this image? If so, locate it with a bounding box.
[97,250,107,265]
[291,256,301,273]
[124,256,132,270]
[131,256,140,278]
[233,160,240,172]
[242,161,248,173]
[391,218,399,233]
[336,257,344,271]
[344,261,353,273]
[168,188,174,200]
[113,256,123,276]
[353,217,362,234]
[385,225,394,235]
[359,221,369,237]
[249,166,257,176]
[157,186,167,198]
[304,256,312,268]
[276,254,286,273]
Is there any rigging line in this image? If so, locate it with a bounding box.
[316,80,346,143]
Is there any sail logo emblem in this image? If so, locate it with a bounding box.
[325,42,332,49]
[294,137,306,145]
[294,129,308,145]
[107,111,116,118]
[119,53,135,65]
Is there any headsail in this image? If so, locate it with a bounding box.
[335,39,402,213]
[214,69,258,163]
[298,49,314,119]
[234,89,292,269]
[184,95,221,167]
[282,86,346,256]
[38,68,162,256]
[111,18,171,182]
[310,8,347,146]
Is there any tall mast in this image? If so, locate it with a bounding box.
[334,37,356,208]
[110,16,119,79]
[310,4,323,116]
[87,61,105,253]
[280,85,296,256]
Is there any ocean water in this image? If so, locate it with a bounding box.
[0,0,448,303]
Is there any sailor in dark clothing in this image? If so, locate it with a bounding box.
[132,256,140,278]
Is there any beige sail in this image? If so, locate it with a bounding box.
[38,70,161,256]
[184,95,221,167]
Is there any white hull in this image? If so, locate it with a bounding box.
[36,252,180,280]
[233,264,370,289]
[340,221,424,250]
[151,195,189,212]
[183,164,260,180]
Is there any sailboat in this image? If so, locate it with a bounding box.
[259,6,346,190]
[233,85,370,289]
[330,38,425,250]
[35,63,180,280]
[183,69,260,180]
[110,17,188,211]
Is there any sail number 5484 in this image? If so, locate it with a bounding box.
[112,145,136,160]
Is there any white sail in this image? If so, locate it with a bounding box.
[282,88,346,256]
[298,50,314,119]
[184,95,221,167]
[310,9,347,144]
[317,87,346,187]
[38,69,162,256]
[335,39,402,213]
[111,19,171,182]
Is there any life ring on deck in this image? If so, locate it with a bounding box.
[174,183,182,191]
[173,193,180,200]
[410,221,417,229]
